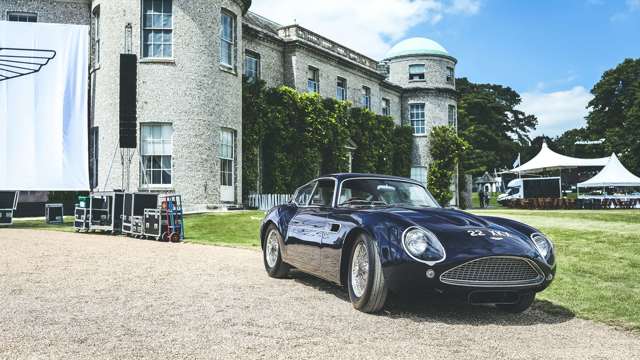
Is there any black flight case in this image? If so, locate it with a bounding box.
[0,191,18,226]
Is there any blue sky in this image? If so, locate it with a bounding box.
[253,0,640,137]
[419,0,640,93]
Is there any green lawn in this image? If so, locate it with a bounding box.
[10,213,264,247]
[471,192,503,208]
[471,209,640,332]
[184,211,264,247]
[9,209,640,332]
[10,216,75,232]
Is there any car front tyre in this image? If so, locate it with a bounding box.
[263,224,290,278]
[347,233,388,313]
[497,291,535,313]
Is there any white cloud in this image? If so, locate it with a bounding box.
[610,0,640,21]
[250,0,481,59]
[518,86,594,137]
[447,0,481,14]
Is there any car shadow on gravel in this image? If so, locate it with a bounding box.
[289,270,575,327]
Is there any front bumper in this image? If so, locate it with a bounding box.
[383,257,555,304]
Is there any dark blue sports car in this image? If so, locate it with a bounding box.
[261,174,556,313]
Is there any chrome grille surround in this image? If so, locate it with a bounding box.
[439,256,544,287]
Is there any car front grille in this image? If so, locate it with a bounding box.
[440,256,544,287]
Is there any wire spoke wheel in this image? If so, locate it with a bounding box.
[263,225,290,278]
[265,229,280,268]
[350,241,369,298]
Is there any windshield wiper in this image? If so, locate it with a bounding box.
[339,199,387,207]
[385,202,433,208]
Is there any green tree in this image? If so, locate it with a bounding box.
[586,58,640,173]
[553,128,607,159]
[429,126,469,205]
[456,78,538,175]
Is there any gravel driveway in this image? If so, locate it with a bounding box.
[1,229,639,359]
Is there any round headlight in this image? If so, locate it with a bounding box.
[405,230,429,255]
[531,233,553,259]
[402,227,446,265]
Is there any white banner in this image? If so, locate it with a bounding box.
[0,21,89,191]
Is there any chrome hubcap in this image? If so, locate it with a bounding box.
[351,242,369,298]
[265,230,279,268]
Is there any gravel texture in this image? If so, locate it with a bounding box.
[1,229,639,359]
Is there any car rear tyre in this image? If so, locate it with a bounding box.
[263,225,290,278]
[497,292,535,313]
[347,233,388,313]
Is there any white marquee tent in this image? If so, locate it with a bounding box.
[578,154,640,198]
[504,142,610,175]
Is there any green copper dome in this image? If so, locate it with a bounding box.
[384,37,453,60]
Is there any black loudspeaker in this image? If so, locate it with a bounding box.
[119,54,137,148]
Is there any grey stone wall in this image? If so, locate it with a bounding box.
[387,55,456,90]
[92,0,246,211]
[0,0,90,24]
[403,89,457,168]
[242,33,284,88]
[282,46,402,123]
[380,85,402,124]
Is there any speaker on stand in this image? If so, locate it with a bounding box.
[119,52,137,191]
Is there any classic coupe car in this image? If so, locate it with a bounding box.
[261,174,556,313]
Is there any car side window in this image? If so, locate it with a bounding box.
[294,182,316,206]
[310,179,335,207]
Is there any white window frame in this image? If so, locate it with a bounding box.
[447,66,455,84]
[409,103,426,135]
[141,0,173,59]
[336,77,347,100]
[220,10,236,68]
[244,50,260,81]
[409,64,426,81]
[362,86,371,110]
[7,11,37,22]
[382,98,391,116]
[140,123,174,188]
[448,105,457,128]
[307,66,319,93]
[219,128,235,188]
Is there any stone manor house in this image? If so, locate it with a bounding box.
[1,0,458,210]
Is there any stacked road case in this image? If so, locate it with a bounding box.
[122,192,159,237]
[0,191,18,226]
[74,191,125,233]
[71,191,183,242]
[45,203,64,224]
[142,195,184,242]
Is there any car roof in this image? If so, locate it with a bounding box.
[324,173,421,184]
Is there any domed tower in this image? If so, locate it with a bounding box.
[383,37,458,204]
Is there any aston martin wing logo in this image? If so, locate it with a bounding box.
[0,47,56,82]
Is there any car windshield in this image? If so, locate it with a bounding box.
[338,178,439,208]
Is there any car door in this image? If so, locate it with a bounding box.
[285,179,336,274]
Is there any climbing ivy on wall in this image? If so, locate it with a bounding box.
[428,125,469,206]
[242,79,414,200]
